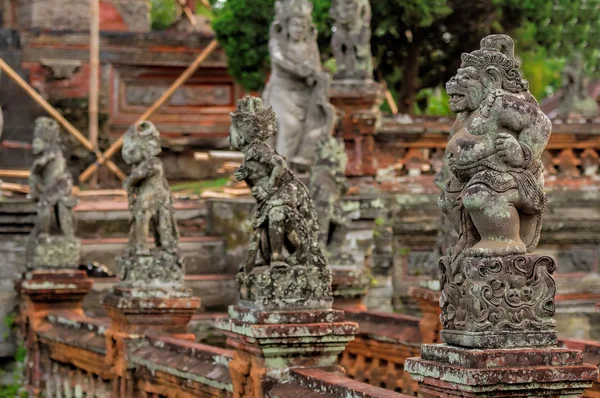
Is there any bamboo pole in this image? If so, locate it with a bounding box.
[0,58,127,180]
[89,0,100,186]
[79,39,220,182]
[385,89,399,115]
[0,169,29,178]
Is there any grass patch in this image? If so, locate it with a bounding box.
[171,178,229,194]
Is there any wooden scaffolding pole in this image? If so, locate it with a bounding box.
[0,58,127,181]
[79,39,219,183]
[89,0,100,185]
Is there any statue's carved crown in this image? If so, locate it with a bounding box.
[461,34,529,93]
[231,96,277,143]
[34,117,60,143]
[275,0,313,20]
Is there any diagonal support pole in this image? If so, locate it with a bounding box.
[0,58,127,181]
[79,39,219,183]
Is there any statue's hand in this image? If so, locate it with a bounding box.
[496,133,525,167]
[234,166,248,181]
[251,186,269,201]
[298,62,315,78]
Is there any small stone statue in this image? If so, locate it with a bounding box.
[309,136,350,253]
[118,121,183,288]
[558,53,600,119]
[330,0,373,80]
[263,0,336,166]
[27,117,80,269]
[230,96,332,310]
[438,35,557,348]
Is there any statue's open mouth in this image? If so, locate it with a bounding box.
[448,92,466,105]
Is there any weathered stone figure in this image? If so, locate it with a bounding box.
[27,117,80,269]
[263,0,335,166]
[438,34,556,347]
[309,136,350,251]
[118,121,182,287]
[558,53,600,119]
[230,96,332,309]
[441,34,551,259]
[330,0,373,80]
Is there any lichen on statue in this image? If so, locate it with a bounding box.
[230,97,332,310]
[118,121,183,288]
[27,117,80,269]
[440,34,551,259]
[330,0,373,80]
[262,0,335,167]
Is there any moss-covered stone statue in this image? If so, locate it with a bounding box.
[230,96,332,310]
[26,117,80,269]
[330,0,373,80]
[558,54,600,119]
[309,136,350,255]
[263,0,336,167]
[438,35,557,348]
[117,121,183,288]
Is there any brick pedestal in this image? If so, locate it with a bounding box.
[217,306,358,398]
[406,344,598,397]
[330,79,384,177]
[331,266,369,311]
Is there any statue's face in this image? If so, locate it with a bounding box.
[32,136,45,155]
[229,123,244,151]
[336,0,359,24]
[446,66,486,113]
[288,17,307,42]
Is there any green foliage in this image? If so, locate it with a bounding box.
[171,177,229,194]
[151,0,178,30]
[414,87,452,116]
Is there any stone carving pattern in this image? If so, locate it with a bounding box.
[330,0,373,80]
[263,0,336,166]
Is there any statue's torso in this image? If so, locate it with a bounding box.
[40,153,69,187]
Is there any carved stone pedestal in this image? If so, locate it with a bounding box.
[330,79,384,177]
[237,265,333,311]
[103,286,200,337]
[217,306,358,398]
[26,236,81,270]
[406,344,598,397]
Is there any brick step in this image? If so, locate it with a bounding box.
[83,275,236,317]
[80,236,230,275]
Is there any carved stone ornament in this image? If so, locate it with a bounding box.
[438,35,556,348]
[330,0,373,80]
[262,0,336,166]
[229,96,332,310]
[118,121,183,288]
[26,117,80,269]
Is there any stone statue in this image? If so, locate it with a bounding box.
[558,53,600,119]
[263,0,336,167]
[309,136,350,254]
[438,35,557,348]
[27,117,80,269]
[230,96,332,310]
[118,121,183,288]
[330,0,373,80]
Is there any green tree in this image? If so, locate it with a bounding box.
[211,0,600,112]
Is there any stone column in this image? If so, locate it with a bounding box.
[218,96,358,398]
[405,34,598,396]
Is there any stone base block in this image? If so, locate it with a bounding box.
[117,247,184,289]
[18,270,91,304]
[217,305,357,398]
[237,265,332,311]
[406,344,599,397]
[26,236,80,270]
[103,286,200,335]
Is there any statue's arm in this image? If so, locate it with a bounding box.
[497,97,552,163]
[126,158,161,187]
[270,41,313,78]
[267,153,287,193]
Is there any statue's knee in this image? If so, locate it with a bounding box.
[463,184,495,213]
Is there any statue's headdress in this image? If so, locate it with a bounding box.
[460,34,529,93]
[275,0,313,21]
[231,97,277,144]
[124,121,162,160]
